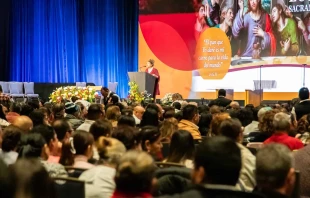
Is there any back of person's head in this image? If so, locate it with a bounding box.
[146,103,160,114]
[259,110,279,136]
[29,109,46,127]
[60,130,93,166]
[159,118,178,141]
[12,116,33,133]
[218,119,242,142]
[253,106,262,121]
[230,101,240,110]
[256,144,295,194]
[117,115,136,127]
[0,158,12,198]
[258,107,272,122]
[299,87,309,100]
[210,105,221,115]
[182,104,198,122]
[31,124,56,145]
[87,104,104,120]
[9,159,55,198]
[297,114,310,134]
[106,105,121,120]
[174,111,183,122]
[89,119,112,141]
[237,108,253,127]
[10,103,22,114]
[140,108,159,127]
[209,113,230,137]
[18,133,46,158]
[172,102,181,110]
[52,103,65,120]
[115,151,156,194]
[65,102,80,116]
[193,136,241,185]
[20,103,34,116]
[140,126,161,153]
[167,130,195,163]
[2,125,22,152]
[122,108,133,116]
[163,106,175,119]
[112,126,142,150]
[218,89,226,97]
[52,119,72,142]
[96,137,126,165]
[273,112,291,132]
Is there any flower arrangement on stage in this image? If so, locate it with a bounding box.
[160,93,174,105]
[49,86,96,103]
[127,81,153,104]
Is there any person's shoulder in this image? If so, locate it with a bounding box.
[286,18,296,26]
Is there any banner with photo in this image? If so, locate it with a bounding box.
[139,0,310,98]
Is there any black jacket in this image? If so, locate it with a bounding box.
[154,167,192,196]
[157,185,265,198]
[295,100,310,121]
[208,97,232,108]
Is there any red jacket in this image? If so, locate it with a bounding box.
[111,191,152,198]
[264,132,304,151]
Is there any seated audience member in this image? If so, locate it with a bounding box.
[160,118,178,143]
[0,158,12,198]
[207,113,230,137]
[8,159,55,198]
[140,108,159,127]
[31,124,61,162]
[293,87,310,121]
[163,107,176,120]
[0,125,22,165]
[112,151,157,198]
[208,89,232,108]
[209,105,222,116]
[229,101,240,110]
[174,111,183,122]
[295,114,310,144]
[219,119,256,191]
[90,120,113,160]
[52,119,73,143]
[178,105,201,140]
[146,103,161,120]
[18,133,67,177]
[172,102,181,112]
[77,104,104,132]
[6,103,22,123]
[256,144,296,198]
[141,126,163,161]
[76,102,87,120]
[0,105,10,127]
[52,103,65,120]
[121,107,133,116]
[106,105,121,128]
[60,130,94,169]
[244,106,262,135]
[236,108,253,127]
[133,105,145,125]
[29,109,48,127]
[165,130,195,168]
[264,112,303,150]
[160,136,263,198]
[198,105,209,114]
[249,109,276,142]
[79,137,126,198]
[117,115,136,128]
[40,107,54,125]
[198,113,212,136]
[112,126,142,150]
[64,102,84,130]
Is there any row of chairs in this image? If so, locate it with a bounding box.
[0,82,39,99]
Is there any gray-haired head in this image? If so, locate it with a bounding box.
[256,143,295,194]
[273,112,291,132]
[258,107,272,122]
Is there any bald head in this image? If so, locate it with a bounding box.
[12,116,33,133]
[230,101,240,110]
[133,106,145,120]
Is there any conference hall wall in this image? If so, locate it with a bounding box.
[138,0,310,100]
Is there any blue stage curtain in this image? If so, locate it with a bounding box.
[9,0,138,97]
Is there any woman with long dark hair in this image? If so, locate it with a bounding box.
[140,108,159,127]
[141,126,162,160]
[165,130,195,168]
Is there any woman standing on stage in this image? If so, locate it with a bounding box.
[145,59,160,97]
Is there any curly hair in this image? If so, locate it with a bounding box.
[208,113,230,137]
[258,110,279,136]
[297,114,310,135]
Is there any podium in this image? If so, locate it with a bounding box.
[128,72,157,98]
[216,89,234,100]
[245,89,263,107]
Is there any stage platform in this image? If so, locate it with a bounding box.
[35,83,95,102]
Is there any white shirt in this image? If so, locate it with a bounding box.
[0,150,18,165]
[76,120,96,132]
[243,121,259,135]
[147,67,154,73]
[133,114,141,125]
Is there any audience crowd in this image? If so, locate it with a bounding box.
[1,87,310,198]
